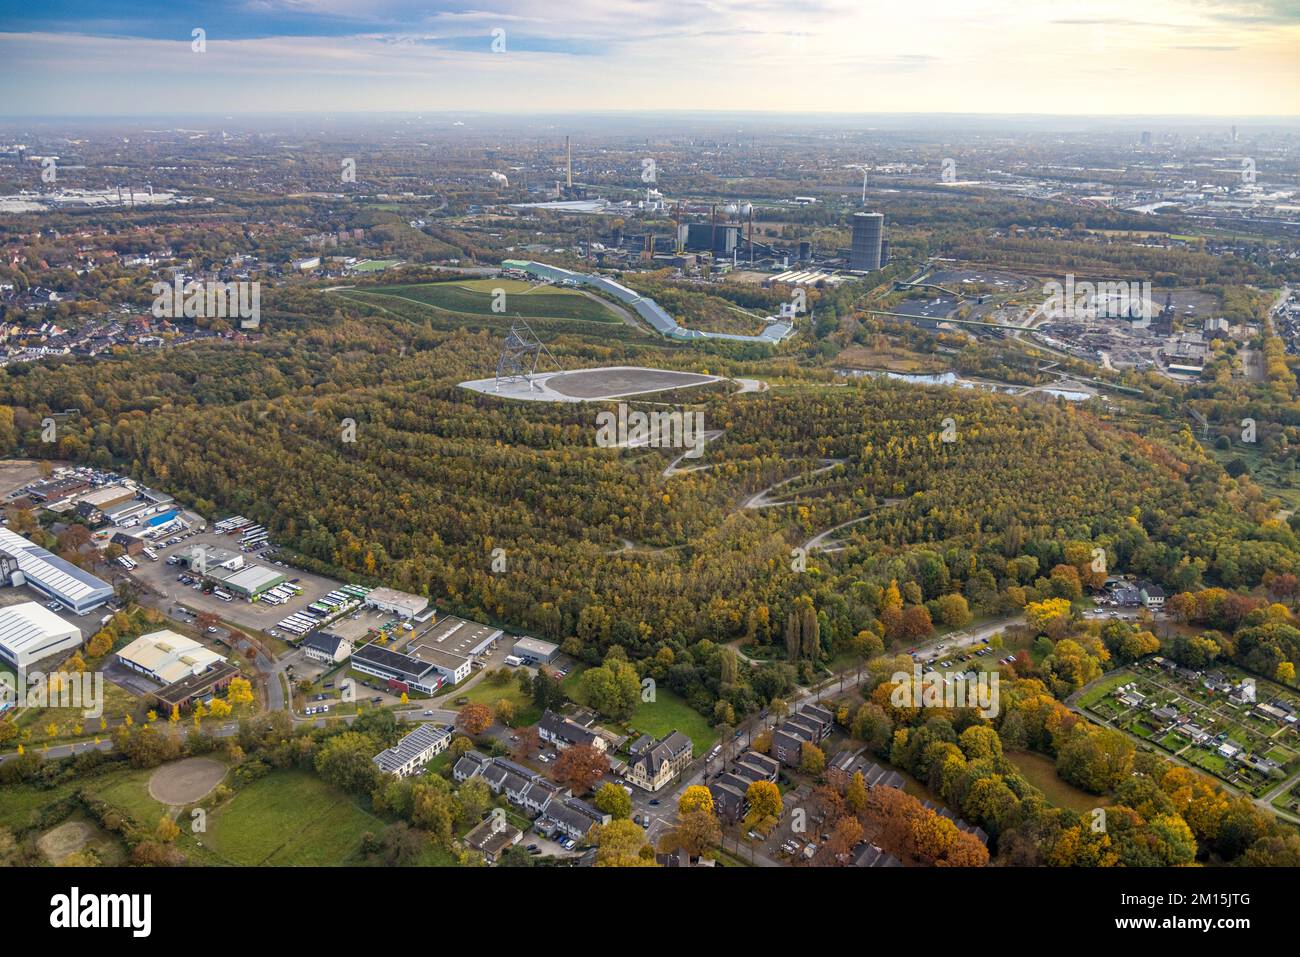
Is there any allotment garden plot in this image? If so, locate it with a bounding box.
[1081,658,1300,797]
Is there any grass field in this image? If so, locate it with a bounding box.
[13,678,144,743]
[455,675,541,727]
[91,765,168,826]
[1209,443,1300,511]
[351,259,402,273]
[622,688,717,758]
[1,762,459,867]
[1006,750,1111,814]
[195,769,387,866]
[556,670,715,757]
[0,780,79,831]
[359,278,620,324]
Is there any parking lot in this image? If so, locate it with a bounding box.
[127,529,348,637]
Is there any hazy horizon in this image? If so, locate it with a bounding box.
[2,0,1298,116]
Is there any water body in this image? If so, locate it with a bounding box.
[1040,388,1092,402]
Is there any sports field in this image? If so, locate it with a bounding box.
[350,258,402,273]
[359,278,620,324]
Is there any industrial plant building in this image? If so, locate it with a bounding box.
[364,587,429,619]
[173,543,284,598]
[212,563,285,599]
[678,222,741,255]
[116,630,228,685]
[350,643,446,695]
[0,526,114,615]
[0,601,83,669]
[511,636,559,663]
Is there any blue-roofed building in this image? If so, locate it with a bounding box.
[145,508,180,528]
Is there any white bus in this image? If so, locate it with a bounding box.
[212,589,234,602]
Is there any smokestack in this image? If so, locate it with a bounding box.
[748,204,754,265]
[566,136,572,189]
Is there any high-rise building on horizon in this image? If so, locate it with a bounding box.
[850,212,884,271]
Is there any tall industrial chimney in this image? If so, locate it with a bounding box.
[565,136,572,190]
[748,204,754,265]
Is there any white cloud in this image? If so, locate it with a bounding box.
[1,0,1297,114]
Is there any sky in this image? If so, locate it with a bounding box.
[0,0,1297,116]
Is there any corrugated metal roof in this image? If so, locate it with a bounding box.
[0,601,79,656]
[0,527,114,605]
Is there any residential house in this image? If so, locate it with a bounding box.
[852,844,902,868]
[453,751,569,818]
[538,709,608,752]
[624,730,693,792]
[1139,583,1166,609]
[301,631,354,665]
[109,531,145,556]
[733,750,779,784]
[372,723,451,778]
[464,814,523,863]
[1217,740,1243,760]
[537,797,609,842]
[771,703,835,767]
[708,775,750,822]
[452,750,491,783]
[520,778,566,815]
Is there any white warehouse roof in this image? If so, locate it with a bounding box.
[117,629,226,684]
[365,587,429,618]
[0,601,82,669]
[0,526,114,612]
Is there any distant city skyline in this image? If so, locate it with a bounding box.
[0,0,1298,116]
